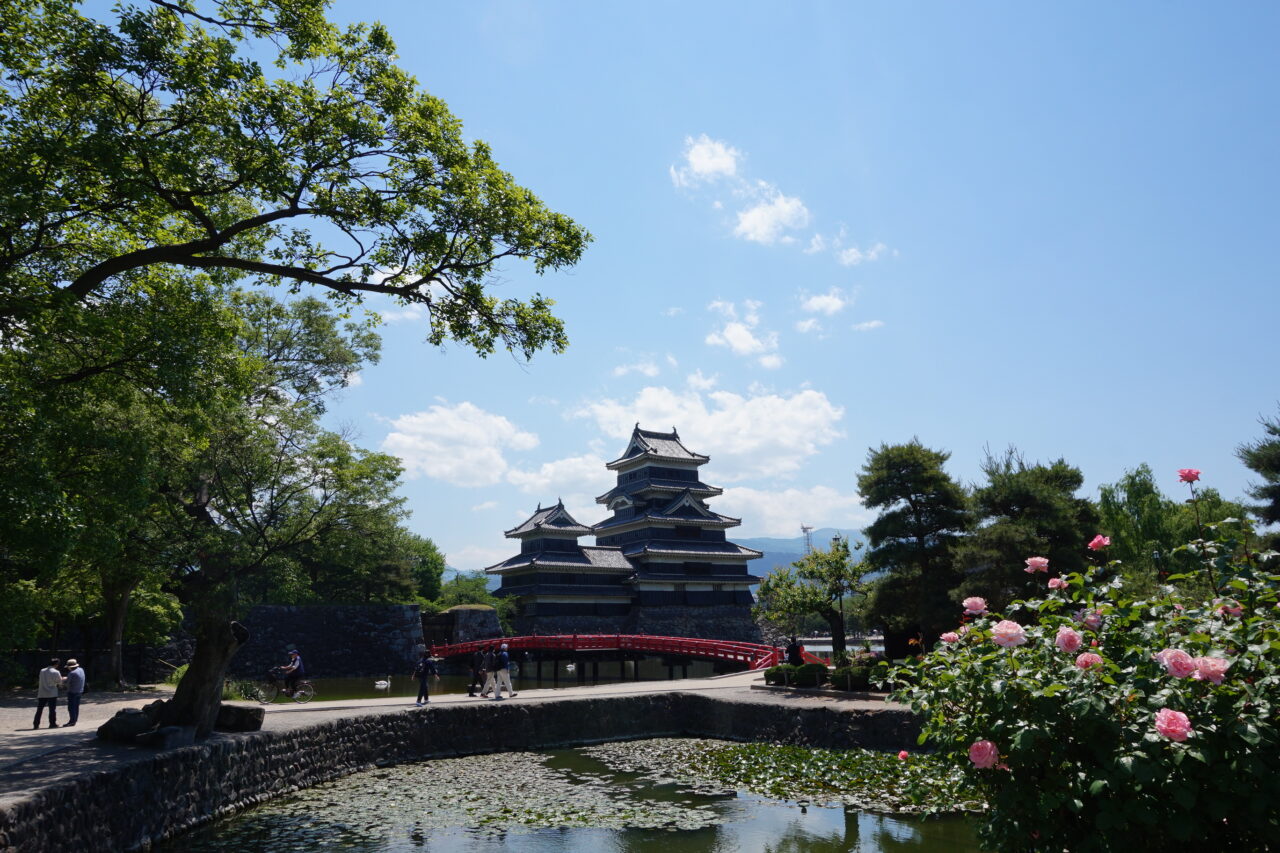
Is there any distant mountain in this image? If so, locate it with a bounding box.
[736,527,863,576]
[442,566,501,592]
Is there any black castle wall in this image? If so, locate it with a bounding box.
[228,604,424,679]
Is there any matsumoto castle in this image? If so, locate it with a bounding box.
[485,425,763,641]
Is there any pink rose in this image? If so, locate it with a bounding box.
[1024,556,1050,573]
[1177,468,1201,483]
[898,750,909,760]
[1088,535,1111,551]
[1055,626,1083,654]
[940,632,960,644]
[963,597,988,615]
[1075,652,1103,669]
[958,624,971,636]
[991,620,1027,648]
[1155,648,1196,679]
[1192,656,1230,685]
[1215,599,1243,617]
[1048,577,1067,590]
[969,740,999,769]
[1154,708,1193,742]
[1076,608,1102,630]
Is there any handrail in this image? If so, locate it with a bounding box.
[428,634,825,670]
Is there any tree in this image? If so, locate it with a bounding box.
[1,0,589,358]
[858,441,970,658]
[952,449,1098,612]
[1238,409,1280,541]
[754,536,871,656]
[1098,464,1250,595]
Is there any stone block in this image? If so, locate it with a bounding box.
[135,725,197,749]
[97,708,158,743]
[215,703,265,732]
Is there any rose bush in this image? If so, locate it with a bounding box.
[881,511,1280,852]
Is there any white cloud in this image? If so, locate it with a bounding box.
[687,369,718,391]
[733,189,811,245]
[576,385,844,482]
[705,299,780,368]
[800,288,848,316]
[612,359,660,378]
[664,306,684,317]
[837,241,888,267]
[449,544,513,573]
[506,454,614,497]
[795,318,821,334]
[379,304,428,324]
[853,320,885,331]
[666,353,679,368]
[718,485,870,538]
[805,234,827,254]
[381,402,538,486]
[344,371,364,388]
[471,500,499,511]
[670,134,741,187]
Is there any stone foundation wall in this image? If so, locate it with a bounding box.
[0,694,918,853]
[628,605,762,642]
[228,604,424,679]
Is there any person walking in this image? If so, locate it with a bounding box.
[468,648,485,697]
[33,658,64,730]
[491,642,517,700]
[63,658,85,727]
[413,651,439,706]
[478,645,497,698]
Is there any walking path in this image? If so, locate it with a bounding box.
[0,672,897,790]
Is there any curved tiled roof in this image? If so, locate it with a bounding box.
[605,425,709,470]
[503,500,593,539]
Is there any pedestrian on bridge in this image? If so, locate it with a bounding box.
[468,648,484,697]
[478,645,496,698]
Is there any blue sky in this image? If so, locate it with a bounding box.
[315,1,1280,570]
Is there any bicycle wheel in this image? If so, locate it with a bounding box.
[256,682,279,704]
[293,682,315,703]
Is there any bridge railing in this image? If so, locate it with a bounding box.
[428,634,804,669]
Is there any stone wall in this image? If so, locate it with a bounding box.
[0,694,919,853]
[228,605,424,679]
[628,605,762,642]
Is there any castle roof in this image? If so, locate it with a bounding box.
[605,425,709,470]
[484,545,633,574]
[593,489,741,533]
[503,500,593,539]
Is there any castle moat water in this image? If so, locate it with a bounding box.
[163,739,980,852]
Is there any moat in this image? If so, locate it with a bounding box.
[162,740,980,852]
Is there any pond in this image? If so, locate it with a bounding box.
[162,739,982,852]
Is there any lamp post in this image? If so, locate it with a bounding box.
[833,533,845,655]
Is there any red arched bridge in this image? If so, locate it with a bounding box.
[428,634,825,670]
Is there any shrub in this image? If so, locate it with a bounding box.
[887,511,1280,852]
[832,665,872,691]
[763,663,829,687]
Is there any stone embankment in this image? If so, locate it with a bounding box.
[0,687,916,853]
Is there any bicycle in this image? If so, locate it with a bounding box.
[249,666,315,704]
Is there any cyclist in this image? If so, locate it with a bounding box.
[280,649,305,696]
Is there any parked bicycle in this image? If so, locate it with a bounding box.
[247,666,315,704]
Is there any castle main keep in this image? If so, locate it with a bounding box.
[485,425,762,641]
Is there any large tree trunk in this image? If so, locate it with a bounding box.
[159,614,248,736]
[821,606,847,656]
[101,583,134,688]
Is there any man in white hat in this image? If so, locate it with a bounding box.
[491,643,516,700]
[63,659,85,726]
[33,658,64,729]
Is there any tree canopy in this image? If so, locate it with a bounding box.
[0,0,590,357]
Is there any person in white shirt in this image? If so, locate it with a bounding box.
[34,658,64,730]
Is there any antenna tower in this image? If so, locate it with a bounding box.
[801,524,815,555]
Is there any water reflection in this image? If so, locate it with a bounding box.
[165,744,980,853]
